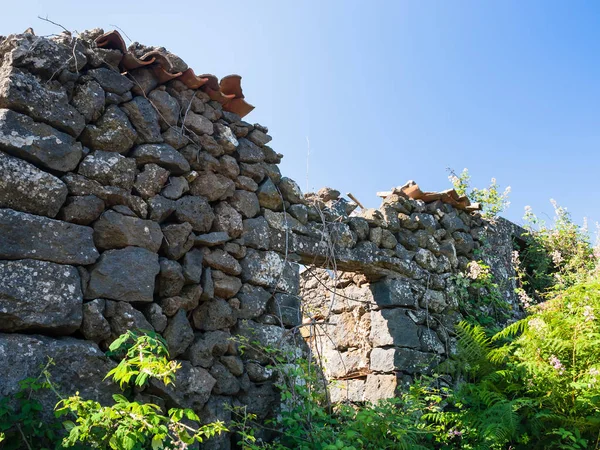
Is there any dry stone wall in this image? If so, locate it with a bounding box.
[0,27,522,447]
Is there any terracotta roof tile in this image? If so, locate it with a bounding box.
[94,30,255,118]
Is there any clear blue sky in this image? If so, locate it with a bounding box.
[2,1,599,231]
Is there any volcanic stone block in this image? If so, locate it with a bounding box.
[86,247,160,303]
[0,208,99,264]
[0,65,85,136]
[80,104,137,154]
[0,152,68,217]
[93,210,164,252]
[240,249,299,294]
[78,151,137,190]
[369,309,421,348]
[371,278,419,308]
[0,259,82,333]
[0,109,83,171]
[130,143,190,175]
[0,333,118,420]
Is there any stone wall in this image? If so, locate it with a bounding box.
[0,28,522,447]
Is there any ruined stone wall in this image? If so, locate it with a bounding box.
[0,27,522,447]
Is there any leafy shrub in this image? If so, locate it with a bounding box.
[0,330,226,450]
[447,168,511,219]
[516,200,596,302]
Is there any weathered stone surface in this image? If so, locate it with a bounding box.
[242,217,271,250]
[174,196,215,233]
[88,68,134,95]
[370,347,440,374]
[218,154,239,179]
[278,177,304,204]
[161,176,188,200]
[0,152,68,217]
[415,248,438,272]
[363,374,397,401]
[93,210,163,252]
[158,258,184,298]
[184,111,213,135]
[229,190,260,218]
[86,247,159,303]
[453,231,475,256]
[236,175,258,192]
[186,330,231,368]
[247,129,272,147]
[72,80,105,123]
[236,138,264,163]
[420,289,447,313]
[0,333,117,417]
[134,163,169,199]
[213,202,243,238]
[61,173,148,218]
[183,249,203,284]
[371,278,419,308]
[441,212,468,233]
[237,284,271,320]
[80,104,137,153]
[131,144,190,175]
[0,66,85,136]
[163,310,194,358]
[210,362,240,395]
[148,88,179,130]
[58,195,105,225]
[212,271,242,299]
[235,320,287,364]
[257,178,283,211]
[160,222,194,259]
[78,151,136,190]
[270,293,301,326]
[370,309,421,348]
[149,362,215,411]
[220,355,244,376]
[141,303,168,333]
[0,208,98,264]
[121,96,163,143]
[148,195,176,222]
[0,259,82,333]
[240,249,299,294]
[104,300,154,337]
[195,231,231,247]
[81,299,111,343]
[0,109,83,171]
[192,298,236,331]
[196,134,222,157]
[162,127,189,149]
[214,122,238,152]
[204,249,241,276]
[0,33,86,77]
[190,172,235,201]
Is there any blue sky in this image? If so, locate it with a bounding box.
[2,1,599,231]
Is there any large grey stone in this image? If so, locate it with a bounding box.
[0,208,99,264]
[371,278,419,308]
[88,68,134,95]
[149,361,216,411]
[0,152,68,217]
[121,96,163,144]
[104,300,154,338]
[0,333,117,419]
[78,151,137,190]
[370,309,421,348]
[0,108,83,171]
[148,88,180,130]
[58,195,105,225]
[80,104,137,153]
[0,65,85,136]
[130,143,190,175]
[192,298,236,331]
[370,347,441,375]
[81,299,111,343]
[240,249,299,294]
[0,259,82,333]
[160,222,194,260]
[163,310,194,358]
[72,80,105,123]
[242,216,271,250]
[175,196,215,233]
[93,210,163,252]
[86,247,160,303]
[237,284,271,320]
[212,202,243,238]
[189,172,235,201]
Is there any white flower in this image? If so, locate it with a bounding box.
[551,250,563,265]
[583,305,596,322]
